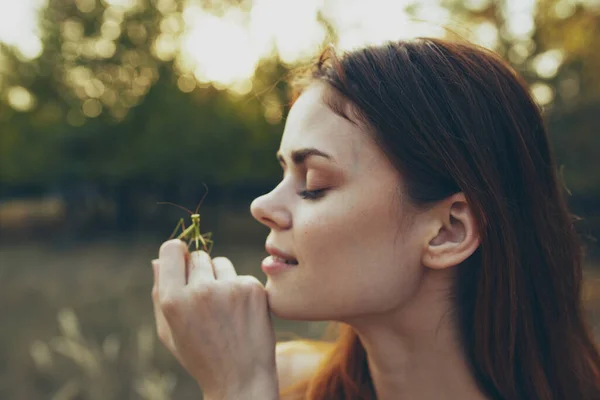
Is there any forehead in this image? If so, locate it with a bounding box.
[279,84,365,164]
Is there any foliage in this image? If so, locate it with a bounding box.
[0,0,290,191]
[0,0,598,219]
[445,0,600,193]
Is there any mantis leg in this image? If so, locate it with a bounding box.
[192,232,211,254]
[194,223,201,252]
[168,218,186,240]
[199,232,213,253]
[203,236,214,254]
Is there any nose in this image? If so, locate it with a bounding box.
[250,190,291,231]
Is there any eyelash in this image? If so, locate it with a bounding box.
[279,166,327,200]
[298,188,327,200]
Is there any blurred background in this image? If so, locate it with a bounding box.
[0,0,598,398]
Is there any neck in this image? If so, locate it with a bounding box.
[341,269,489,400]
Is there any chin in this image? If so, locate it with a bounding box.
[265,283,332,321]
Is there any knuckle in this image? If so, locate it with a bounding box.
[240,274,261,286]
[160,293,182,315]
[191,284,214,302]
[238,276,263,294]
[221,284,237,303]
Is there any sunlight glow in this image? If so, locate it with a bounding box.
[250,0,326,63]
[103,0,142,14]
[464,0,492,12]
[533,49,564,79]
[503,0,536,40]
[175,0,449,87]
[180,6,260,86]
[531,82,555,105]
[472,21,499,49]
[7,86,36,111]
[0,0,47,60]
[322,0,447,51]
[554,0,577,19]
[0,0,485,90]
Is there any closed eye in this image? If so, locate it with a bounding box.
[298,188,327,200]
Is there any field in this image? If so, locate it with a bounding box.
[1,212,598,399]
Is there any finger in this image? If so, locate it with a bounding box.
[151,259,159,300]
[158,239,187,296]
[152,259,159,284]
[188,250,216,284]
[211,257,238,280]
[151,260,176,353]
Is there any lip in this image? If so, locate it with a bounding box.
[262,243,298,275]
[265,243,297,262]
[261,255,297,275]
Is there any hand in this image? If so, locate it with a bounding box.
[151,239,279,399]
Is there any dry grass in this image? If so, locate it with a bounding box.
[0,234,320,399]
[1,230,598,399]
[29,308,176,400]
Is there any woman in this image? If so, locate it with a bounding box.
[151,38,600,399]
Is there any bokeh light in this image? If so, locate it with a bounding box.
[7,85,36,111]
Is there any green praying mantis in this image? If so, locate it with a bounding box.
[158,184,214,254]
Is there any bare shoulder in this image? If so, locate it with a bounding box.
[275,340,334,396]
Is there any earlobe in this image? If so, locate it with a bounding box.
[421,193,480,270]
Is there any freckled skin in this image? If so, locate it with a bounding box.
[250,84,427,321]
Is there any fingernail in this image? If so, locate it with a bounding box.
[151,259,159,268]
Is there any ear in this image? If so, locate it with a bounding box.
[421,193,480,270]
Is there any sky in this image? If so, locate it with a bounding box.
[0,0,572,108]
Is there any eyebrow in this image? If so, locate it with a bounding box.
[276,147,334,166]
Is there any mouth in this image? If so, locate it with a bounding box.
[265,244,298,265]
[271,255,299,265]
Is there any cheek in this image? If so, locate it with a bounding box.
[294,198,373,271]
[290,200,424,316]
[296,192,399,262]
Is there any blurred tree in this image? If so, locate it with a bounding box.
[0,0,292,231]
[0,0,598,238]
[443,0,600,192]
[0,0,289,186]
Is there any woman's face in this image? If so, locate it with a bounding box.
[250,83,429,321]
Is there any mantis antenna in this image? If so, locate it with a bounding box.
[157,182,210,215]
[156,201,194,215]
[195,182,209,214]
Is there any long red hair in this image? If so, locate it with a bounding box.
[279,38,600,400]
